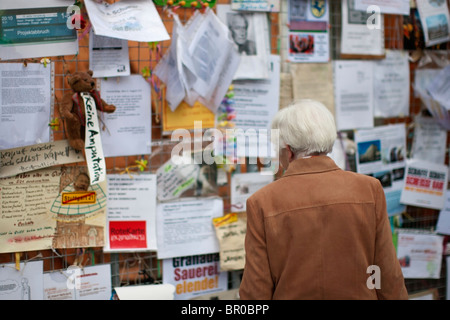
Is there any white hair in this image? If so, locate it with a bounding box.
[271,99,337,157]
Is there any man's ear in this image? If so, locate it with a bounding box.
[286,145,295,162]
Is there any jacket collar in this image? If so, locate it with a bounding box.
[281,155,340,178]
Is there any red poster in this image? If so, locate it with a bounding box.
[109,221,147,249]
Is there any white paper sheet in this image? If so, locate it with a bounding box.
[114,284,175,300]
[155,197,223,259]
[0,0,78,60]
[162,253,228,300]
[231,172,274,211]
[333,60,374,131]
[180,9,237,100]
[397,229,444,279]
[0,261,43,300]
[99,75,151,157]
[414,67,450,130]
[153,21,185,111]
[416,0,450,47]
[400,159,448,210]
[341,0,385,57]
[411,114,447,165]
[43,264,112,300]
[89,29,130,78]
[436,190,450,235]
[216,4,271,80]
[171,9,241,113]
[0,63,52,149]
[230,55,280,131]
[354,0,410,15]
[84,0,169,42]
[105,174,157,252]
[373,50,410,118]
[427,64,450,111]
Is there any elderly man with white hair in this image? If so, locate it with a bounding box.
[239,99,408,300]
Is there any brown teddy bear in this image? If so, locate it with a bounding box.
[60,70,116,151]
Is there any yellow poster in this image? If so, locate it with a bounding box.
[162,101,216,133]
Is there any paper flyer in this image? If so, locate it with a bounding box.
[105,174,157,251]
[400,159,448,210]
[0,63,52,149]
[156,198,223,259]
[162,253,228,300]
[397,229,444,279]
[43,264,112,300]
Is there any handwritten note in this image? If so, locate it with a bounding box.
[212,212,247,271]
[0,140,84,178]
[0,167,61,253]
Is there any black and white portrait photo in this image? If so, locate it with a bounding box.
[227,12,257,56]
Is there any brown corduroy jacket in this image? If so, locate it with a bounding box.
[239,156,408,300]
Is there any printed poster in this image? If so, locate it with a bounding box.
[105,174,157,251]
[340,0,385,57]
[43,264,112,300]
[287,0,330,63]
[416,0,450,47]
[400,159,448,210]
[355,123,407,216]
[49,166,107,249]
[162,253,228,300]
[0,0,78,60]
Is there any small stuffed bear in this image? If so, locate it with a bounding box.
[60,70,116,151]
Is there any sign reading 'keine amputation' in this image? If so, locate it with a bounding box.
[81,92,106,185]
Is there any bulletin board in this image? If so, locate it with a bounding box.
[0,0,449,300]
